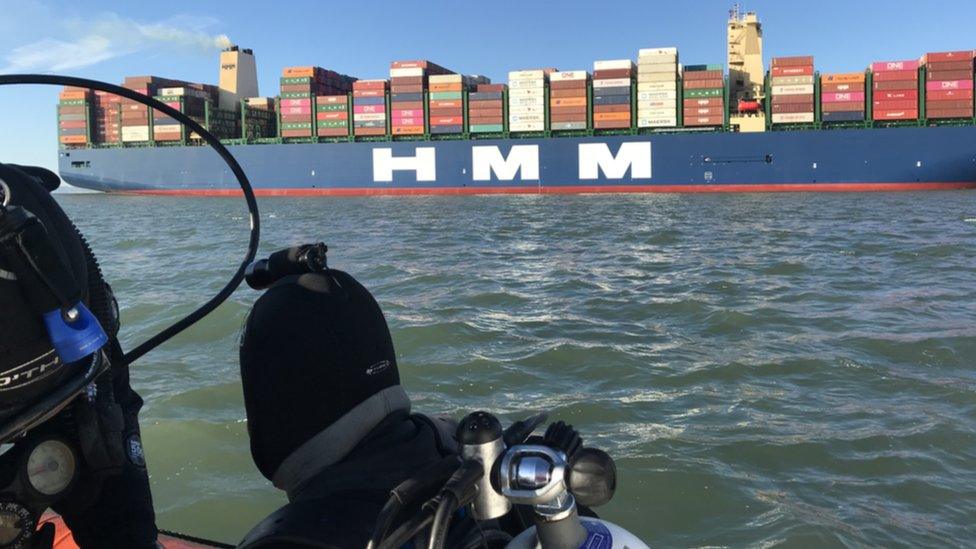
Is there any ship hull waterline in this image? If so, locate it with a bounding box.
[58,126,976,195]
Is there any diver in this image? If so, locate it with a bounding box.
[0,163,159,548]
[236,251,492,547]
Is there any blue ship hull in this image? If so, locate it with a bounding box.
[58,126,976,195]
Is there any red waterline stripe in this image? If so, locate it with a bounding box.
[122,182,976,197]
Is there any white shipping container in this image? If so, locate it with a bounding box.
[389,67,424,77]
[508,79,545,89]
[510,122,545,132]
[592,78,632,88]
[594,59,635,71]
[771,112,815,123]
[354,113,387,121]
[636,107,678,118]
[509,70,545,79]
[638,61,678,74]
[638,72,678,83]
[429,74,462,84]
[638,117,677,127]
[153,124,181,133]
[638,53,678,64]
[637,90,678,101]
[509,114,545,122]
[508,88,545,97]
[121,126,150,142]
[636,99,676,109]
[158,87,209,99]
[509,96,545,106]
[770,75,814,86]
[638,47,678,57]
[550,70,588,81]
[637,81,678,92]
[771,84,814,95]
[508,105,545,114]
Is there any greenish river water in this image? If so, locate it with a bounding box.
[58,192,976,547]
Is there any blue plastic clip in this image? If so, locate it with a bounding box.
[41,302,108,364]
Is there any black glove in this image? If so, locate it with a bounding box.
[53,340,159,548]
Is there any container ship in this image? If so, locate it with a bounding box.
[57,8,976,195]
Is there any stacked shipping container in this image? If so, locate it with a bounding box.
[279,67,355,138]
[428,74,485,134]
[315,95,349,137]
[682,65,724,127]
[871,60,919,122]
[770,56,815,124]
[153,87,208,142]
[389,61,450,136]
[924,50,975,120]
[244,98,276,139]
[820,73,865,123]
[593,60,635,129]
[469,83,505,133]
[508,70,548,132]
[352,80,388,136]
[92,91,121,144]
[549,71,589,131]
[637,48,679,128]
[58,88,91,146]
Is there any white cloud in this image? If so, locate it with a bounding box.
[1,10,231,73]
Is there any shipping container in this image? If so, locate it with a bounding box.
[924,51,975,120]
[820,72,865,123]
[638,47,678,128]
[592,60,635,130]
[871,59,920,122]
[682,64,724,127]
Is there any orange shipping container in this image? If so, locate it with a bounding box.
[550,97,587,107]
[59,135,88,144]
[594,112,630,121]
[392,126,424,135]
[282,66,316,77]
[429,83,463,92]
[821,73,866,84]
[429,100,462,109]
[59,91,89,100]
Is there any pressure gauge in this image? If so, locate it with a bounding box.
[23,439,77,499]
[0,501,32,548]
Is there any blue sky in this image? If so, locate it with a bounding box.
[3,0,976,175]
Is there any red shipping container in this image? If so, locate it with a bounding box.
[353,90,385,98]
[873,109,918,120]
[430,117,462,125]
[771,56,814,67]
[429,100,462,109]
[683,98,723,107]
[684,79,724,89]
[316,112,348,121]
[686,107,724,116]
[771,66,814,77]
[926,80,974,91]
[874,99,917,109]
[353,81,388,91]
[873,70,918,82]
[927,107,973,118]
[871,60,919,72]
[927,70,974,81]
[594,120,631,129]
[318,128,349,137]
[928,89,974,100]
[926,60,973,71]
[925,50,975,63]
[391,117,423,125]
[874,81,918,91]
[821,102,864,113]
[429,108,462,117]
[876,89,919,100]
[684,115,724,126]
[390,109,423,117]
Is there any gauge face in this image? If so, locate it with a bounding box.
[0,501,32,546]
[25,439,76,497]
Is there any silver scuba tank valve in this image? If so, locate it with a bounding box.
[457,411,512,520]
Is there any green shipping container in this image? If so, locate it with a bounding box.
[685,88,723,98]
[59,99,87,106]
[281,92,312,99]
[684,64,724,72]
[317,103,346,112]
[470,124,504,132]
[281,122,313,130]
[316,120,347,128]
[280,77,313,85]
[429,92,462,100]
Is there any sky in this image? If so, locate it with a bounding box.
[3,0,976,177]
